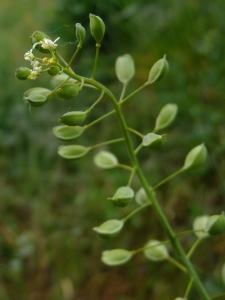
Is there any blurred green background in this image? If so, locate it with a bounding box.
[1,0,225,299]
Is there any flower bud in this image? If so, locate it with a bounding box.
[15,67,31,80]
[75,23,86,45]
[47,66,61,76]
[58,111,88,126]
[143,240,169,261]
[108,186,134,207]
[58,145,89,160]
[89,14,105,44]
[193,215,209,238]
[147,55,169,84]
[93,219,124,238]
[142,133,166,149]
[94,151,118,169]
[154,103,178,132]
[23,87,52,106]
[56,83,80,100]
[115,54,135,83]
[182,144,207,171]
[205,212,225,235]
[101,249,133,266]
[53,125,85,141]
[30,31,51,53]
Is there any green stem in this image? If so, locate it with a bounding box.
[91,44,100,79]
[119,83,128,102]
[211,293,225,299]
[66,43,82,69]
[134,143,143,155]
[184,278,194,298]
[126,127,144,138]
[167,255,187,273]
[62,68,210,300]
[85,110,116,129]
[127,168,136,187]
[119,83,149,105]
[122,202,151,223]
[187,238,203,258]
[152,169,183,191]
[90,138,124,150]
[88,90,105,112]
[116,164,133,171]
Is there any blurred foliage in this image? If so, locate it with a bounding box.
[1,0,225,299]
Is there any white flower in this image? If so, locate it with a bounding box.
[28,65,42,80]
[24,50,34,61]
[39,37,60,51]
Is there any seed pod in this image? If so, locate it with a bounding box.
[115,54,135,83]
[182,144,207,171]
[58,111,88,126]
[94,151,118,169]
[135,187,152,206]
[15,67,31,80]
[30,31,51,53]
[101,249,133,266]
[205,212,225,235]
[75,23,86,45]
[154,103,178,132]
[142,133,166,149]
[51,73,77,89]
[53,125,85,141]
[58,145,89,160]
[89,14,105,44]
[193,215,209,238]
[47,66,61,76]
[23,87,52,106]
[143,240,169,261]
[147,55,169,84]
[93,219,124,238]
[56,83,80,100]
[108,186,134,207]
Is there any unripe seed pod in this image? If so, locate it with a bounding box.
[93,219,124,238]
[23,87,52,106]
[144,239,169,261]
[193,215,209,238]
[58,111,88,126]
[142,133,166,149]
[15,67,31,80]
[182,143,207,171]
[47,66,61,76]
[58,145,89,160]
[56,83,80,100]
[115,54,135,83]
[94,151,118,169]
[108,186,134,207]
[147,55,169,84]
[135,187,152,206]
[75,23,86,44]
[101,249,133,266]
[154,103,178,132]
[30,31,51,53]
[53,125,85,141]
[51,73,77,89]
[205,212,225,235]
[89,14,105,44]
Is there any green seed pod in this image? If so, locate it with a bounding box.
[15,67,31,80]
[193,215,209,238]
[115,54,135,84]
[23,87,52,107]
[58,111,88,126]
[89,14,105,44]
[182,143,207,171]
[205,212,225,235]
[135,187,152,206]
[75,23,86,45]
[58,145,89,160]
[51,73,77,89]
[93,219,124,238]
[94,151,118,169]
[53,125,85,141]
[147,55,169,84]
[56,83,80,100]
[30,31,51,53]
[142,133,167,149]
[144,240,169,261]
[47,66,61,76]
[101,249,133,266]
[154,103,178,132]
[108,186,134,207]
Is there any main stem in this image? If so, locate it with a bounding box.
[62,69,210,300]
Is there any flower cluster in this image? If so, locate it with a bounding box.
[39,37,60,51]
[24,50,42,80]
